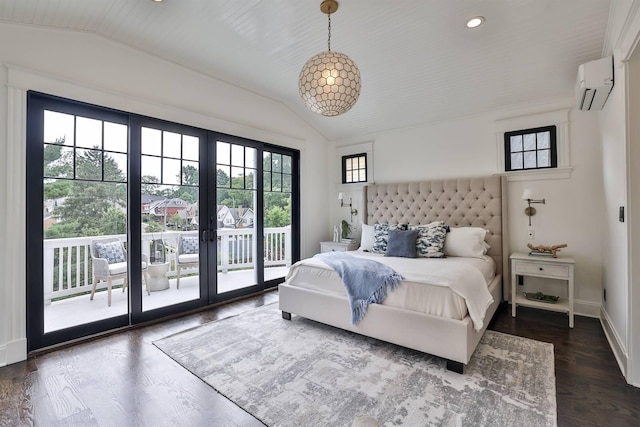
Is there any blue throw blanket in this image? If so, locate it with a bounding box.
[314,252,403,325]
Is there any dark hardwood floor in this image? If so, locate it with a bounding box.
[491,303,640,427]
[1,291,639,426]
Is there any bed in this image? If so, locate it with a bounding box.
[278,176,508,373]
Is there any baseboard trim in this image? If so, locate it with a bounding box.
[600,307,628,378]
[1,338,28,366]
[574,300,601,318]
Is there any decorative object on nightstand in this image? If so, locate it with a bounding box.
[522,189,546,226]
[523,292,560,303]
[510,252,575,327]
[527,242,567,258]
[341,219,353,239]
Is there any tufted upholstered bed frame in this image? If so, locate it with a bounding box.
[279,175,508,373]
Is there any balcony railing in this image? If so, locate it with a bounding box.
[43,227,291,304]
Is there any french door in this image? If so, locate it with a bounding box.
[26,92,299,351]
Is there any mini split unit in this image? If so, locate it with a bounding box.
[576,56,614,111]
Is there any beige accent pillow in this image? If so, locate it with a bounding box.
[444,227,489,258]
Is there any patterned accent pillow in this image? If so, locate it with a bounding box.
[409,223,448,258]
[372,223,408,254]
[181,236,199,254]
[95,241,126,264]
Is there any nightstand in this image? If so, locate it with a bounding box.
[320,241,359,253]
[510,252,575,328]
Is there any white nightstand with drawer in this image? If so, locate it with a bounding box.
[320,241,359,253]
[510,252,575,327]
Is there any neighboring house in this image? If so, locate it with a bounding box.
[43,197,66,230]
[217,205,236,228]
[149,198,189,218]
[216,206,255,228]
[230,207,254,228]
[141,194,166,215]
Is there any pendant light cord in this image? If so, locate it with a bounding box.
[327,11,332,51]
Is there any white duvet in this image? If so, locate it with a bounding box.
[285,251,495,331]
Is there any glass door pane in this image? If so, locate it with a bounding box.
[263,151,292,283]
[42,110,129,332]
[140,127,201,312]
[216,141,258,294]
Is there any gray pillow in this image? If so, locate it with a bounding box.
[385,229,419,258]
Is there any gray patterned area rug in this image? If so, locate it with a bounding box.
[154,306,557,427]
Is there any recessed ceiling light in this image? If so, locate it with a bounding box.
[466,16,485,28]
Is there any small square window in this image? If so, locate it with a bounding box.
[342,154,367,184]
[504,126,557,172]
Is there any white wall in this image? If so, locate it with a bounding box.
[597,0,640,386]
[628,42,640,387]
[0,22,330,366]
[331,100,606,317]
[599,61,629,369]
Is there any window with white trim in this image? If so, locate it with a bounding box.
[342,153,367,184]
[504,126,557,171]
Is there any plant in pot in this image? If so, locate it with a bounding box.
[341,220,352,240]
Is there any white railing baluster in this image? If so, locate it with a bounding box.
[57,247,63,294]
[66,245,72,291]
[84,244,89,287]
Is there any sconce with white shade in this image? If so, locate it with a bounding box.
[522,189,546,226]
[338,192,358,221]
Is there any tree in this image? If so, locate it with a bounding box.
[102,206,127,236]
[141,175,161,195]
[47,149,127,239]
[265,205,290,228]
[169,212,186,230]
[44,180,72,200]
[181,164,199,186]
[44,137,72,178]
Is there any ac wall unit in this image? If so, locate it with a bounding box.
[576,56,614,111]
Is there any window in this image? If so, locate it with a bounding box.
[342,153,367,184]
[504,126,557,171]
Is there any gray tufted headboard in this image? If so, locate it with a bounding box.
[363,176,509,298]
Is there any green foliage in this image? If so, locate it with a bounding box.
[102,206,127,236]
[141,175,160,195]
[169,212,186,230]
[45,221,81,239]
[44,149,127,239]
[341,220,352,239]
[265,205,290,228]
[44,180,72,200]
[181,164,199,186]
[143,219,163,233]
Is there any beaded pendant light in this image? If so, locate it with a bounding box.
[298,0,361,116]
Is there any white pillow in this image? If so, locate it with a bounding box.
[359,223,375,251]
[444,227,489,258]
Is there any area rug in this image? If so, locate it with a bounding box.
[154,306,557,426]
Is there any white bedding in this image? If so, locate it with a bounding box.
[284,251,495,331]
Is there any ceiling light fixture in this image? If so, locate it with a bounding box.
[299,0,361,117]
[466,16,485,28]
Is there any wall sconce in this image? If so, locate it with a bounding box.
[522,189,546,226]
[338,192,358,221]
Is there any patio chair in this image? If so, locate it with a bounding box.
[90,238,150,306]
[176,232,200,289]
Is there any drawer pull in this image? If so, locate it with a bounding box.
[539,267,543,271]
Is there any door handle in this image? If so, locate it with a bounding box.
[202,230,208,242]
[210,229,216,242]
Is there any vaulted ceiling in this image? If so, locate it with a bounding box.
[0,0,612,141]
